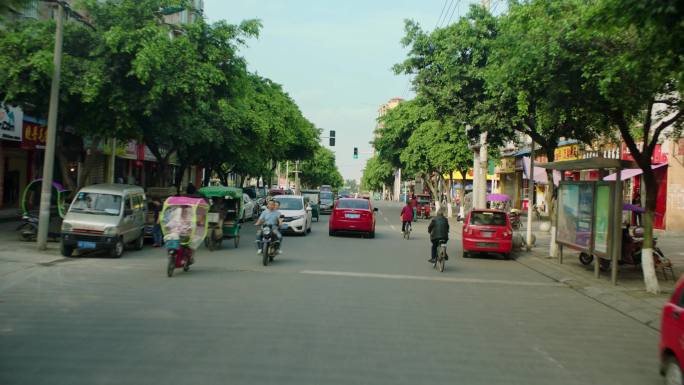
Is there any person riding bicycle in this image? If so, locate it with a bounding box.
[401,201,414,233]
[427,209,449,263]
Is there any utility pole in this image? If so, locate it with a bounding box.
[285,161,289,189]
[37,2,64,250]
[480,132,488,208]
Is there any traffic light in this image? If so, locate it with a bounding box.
[353,147,358,159]
[329,130,335,146]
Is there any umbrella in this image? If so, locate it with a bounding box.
[487,193,511,202]
[623,204,645,213]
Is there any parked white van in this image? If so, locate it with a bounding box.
[61,184,146,258]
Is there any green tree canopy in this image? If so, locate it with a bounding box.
[300,147,343,189]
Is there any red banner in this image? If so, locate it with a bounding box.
[621,143,668,164]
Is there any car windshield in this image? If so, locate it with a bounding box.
[70,193,122,215]
[337,200,369,209]
[417,196,430,203]
[320,192,334,201]
[470,211,507,226]
[275,197,303,210]
[304,194,319,203]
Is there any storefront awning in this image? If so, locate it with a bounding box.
[603,162,668,181]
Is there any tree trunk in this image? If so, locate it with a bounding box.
[641,168,660,294]
[174,162,188,195]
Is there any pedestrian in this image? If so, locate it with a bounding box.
[400,201,414,233]
[151,198,163,247]
[427,209,449,263]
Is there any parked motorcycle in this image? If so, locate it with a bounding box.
[579,227,668,270]
[510,209,522,230]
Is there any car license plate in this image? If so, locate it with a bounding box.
[482,232,493,238]
[77,241,96,249]
[476,242,497,248]
[346,213,360,219]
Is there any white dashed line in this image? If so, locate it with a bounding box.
[299,270,564,287]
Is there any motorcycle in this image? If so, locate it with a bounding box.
[257,221,288,266]
[16,179,68,241]
[160,196,209,277]
[509,209,522,230]
[579,227,669,270]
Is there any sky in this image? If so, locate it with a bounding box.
[205,0,491,182]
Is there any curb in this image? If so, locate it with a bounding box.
[515,252,665,332]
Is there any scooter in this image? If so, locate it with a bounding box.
[579,227,668,270]
[165,235,194,277]
[16,213,62,241]
[509,209,522,230]
[257,222,288,266]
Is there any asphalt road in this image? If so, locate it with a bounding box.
[0,201,661,385]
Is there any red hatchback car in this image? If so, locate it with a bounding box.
[329,198,377,238]
[660,276,684,385]
[462,209,513,259]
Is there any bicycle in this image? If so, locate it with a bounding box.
[432,240,447,272]
[402,222,412,239]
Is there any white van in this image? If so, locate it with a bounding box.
[61,184,147,258]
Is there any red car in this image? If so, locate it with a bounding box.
[462,209,513,259]
[660,276,684,384]
[329,198,377,238]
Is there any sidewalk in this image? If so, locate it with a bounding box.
[513,219,680,331]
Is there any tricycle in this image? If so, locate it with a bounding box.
[198,186,243,250]
[160,196,209,277]
[415,193,432,219]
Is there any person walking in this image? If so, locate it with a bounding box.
[427,209,449,263]
[151,198,163,247]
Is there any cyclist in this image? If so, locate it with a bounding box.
[427,209,449,263]
[400,201,414,234]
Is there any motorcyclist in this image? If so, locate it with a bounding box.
[255,200,283,254]
[427,209,449,263]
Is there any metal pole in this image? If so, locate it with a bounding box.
[612,167,622,285]
[285,161,289,189]
[526,139,535,249]
[37,3,64,250]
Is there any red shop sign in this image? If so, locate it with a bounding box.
[621,143,668,164]
[21,121,47,149]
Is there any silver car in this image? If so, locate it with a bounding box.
[60,184,147,258]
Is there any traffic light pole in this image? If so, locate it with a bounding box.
[37,2,64,250]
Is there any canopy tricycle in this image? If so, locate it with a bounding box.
[198,186,243,250]
[160,196,209,277]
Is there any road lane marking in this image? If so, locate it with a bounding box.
[299,270,564,287]
[390,225,396,230]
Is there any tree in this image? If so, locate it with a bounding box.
[0,0,33,18]
[300,147,343,189]
[361,156,394,193]
[570,0,684,293]
[344,179,358,194]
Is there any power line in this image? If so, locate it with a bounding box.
[439,0,455,28]
[445,0,462,26]
[434,0,449,29]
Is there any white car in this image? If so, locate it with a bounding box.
[241,193,255,222]
[273,195,312,235]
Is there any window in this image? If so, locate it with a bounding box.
[70,193,123,216]
[274,197,303,210]
[337,200,369,209]
[124,196,132,213]
[131,194,144,210]
[470,211,507,226]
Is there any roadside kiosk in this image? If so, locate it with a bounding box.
[538,158,637,285]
